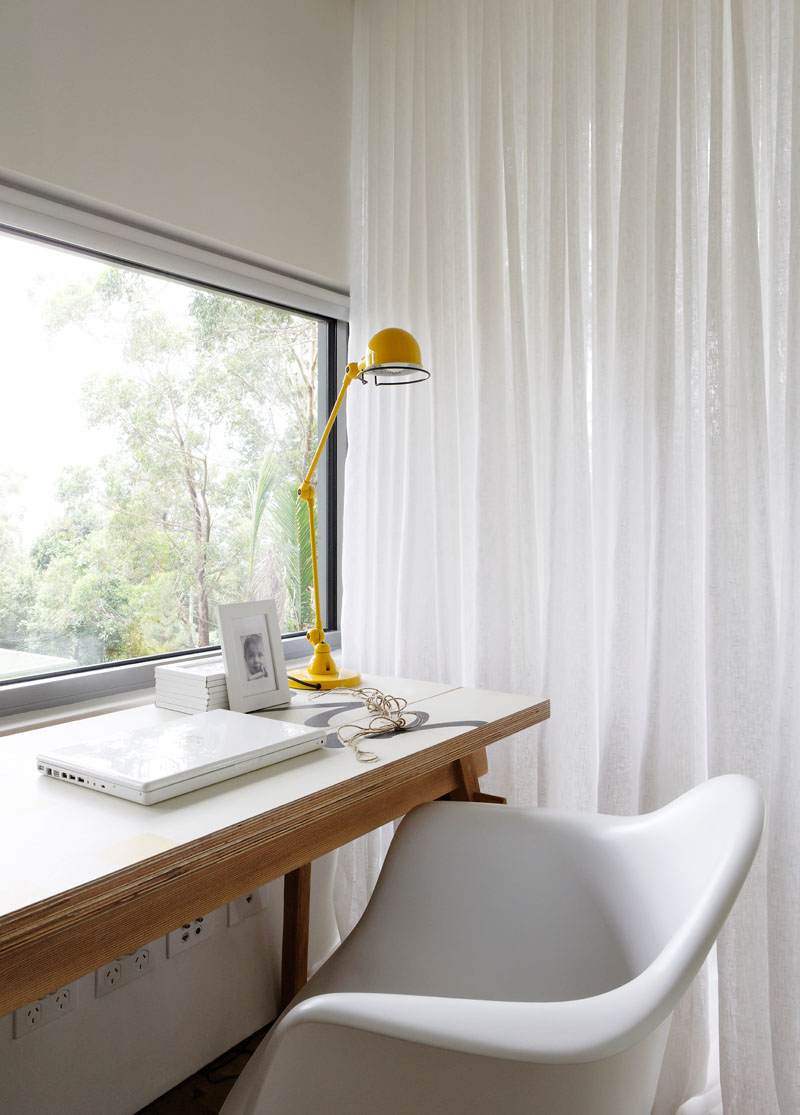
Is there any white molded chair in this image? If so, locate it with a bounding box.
[221,775,764,1115]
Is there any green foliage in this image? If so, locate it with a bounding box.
[266,483,316,634]
[246,452,279,598]
[5,265,320,667]
[43,282,98,336]
[0,473,34,649]
[242,451,316,633]
[189,290,319,475]
[25,530,143,662]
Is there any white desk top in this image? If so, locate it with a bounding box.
[0,675,535,918]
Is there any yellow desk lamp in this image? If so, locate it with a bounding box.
[287,327,430,690]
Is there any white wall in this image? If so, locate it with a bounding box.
[0,0,352,289]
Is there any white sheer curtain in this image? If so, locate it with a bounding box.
[339,1,799,1111]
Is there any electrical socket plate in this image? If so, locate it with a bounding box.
[95,961,123,997]
[13,983,78,1038]
[167,915,215,958]
[95,947,152,998]
[227,888,266,926]
[13,1001,43,1038]
[122,947,151,983]
[47,984,77,1019]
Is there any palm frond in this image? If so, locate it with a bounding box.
[266,483,314,631]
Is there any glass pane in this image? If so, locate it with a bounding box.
[0,231,321,682]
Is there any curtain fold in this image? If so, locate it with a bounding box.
[340,1,799,1111]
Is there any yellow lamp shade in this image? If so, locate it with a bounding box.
[358,328,430,385]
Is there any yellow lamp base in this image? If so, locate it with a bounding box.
[288,666,362,691]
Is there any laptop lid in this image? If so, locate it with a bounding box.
[36,709,325,804]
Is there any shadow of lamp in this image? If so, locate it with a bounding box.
[287,327,430,691]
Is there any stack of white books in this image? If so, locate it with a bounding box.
[154,657,229,713]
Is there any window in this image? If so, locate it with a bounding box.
[0,184,348,715]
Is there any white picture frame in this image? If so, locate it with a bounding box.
[216,600,291,713]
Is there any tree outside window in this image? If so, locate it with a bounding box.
[0,233,322,679]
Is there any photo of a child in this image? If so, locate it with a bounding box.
[242,632,271,681]
[217,600,288,712]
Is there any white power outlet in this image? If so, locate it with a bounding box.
[13,1001,43,1038]
[94,947,152,998]
[227,888,266,926]
[13,983,78,1038]
[122,947,151,982]
[167,915,215,957]
[45,984,77,1020]
[95,961,123,997]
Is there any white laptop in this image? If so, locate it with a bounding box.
[35,709,325,805]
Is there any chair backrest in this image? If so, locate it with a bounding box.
[595,774,765,981]
[353,775,764,1006]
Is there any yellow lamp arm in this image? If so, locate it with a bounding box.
[301,362,361,495]
[297,361,361,642]
[301,485,322,641]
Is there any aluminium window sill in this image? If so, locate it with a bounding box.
[0,632,339,736]
[0,687,160,738]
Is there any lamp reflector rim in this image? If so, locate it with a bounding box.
[359,363,431,385]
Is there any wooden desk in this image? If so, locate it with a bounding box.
[0,676,548,1017]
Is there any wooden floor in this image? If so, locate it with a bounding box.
[136,1026,270,1114]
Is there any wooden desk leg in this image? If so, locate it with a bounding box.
[448,752,507,804]
[281,863,312,1010]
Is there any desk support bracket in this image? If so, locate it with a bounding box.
[281,864,312,1009]
[446,752,507,804]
